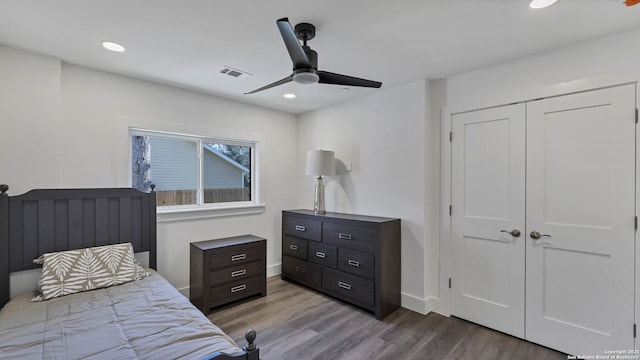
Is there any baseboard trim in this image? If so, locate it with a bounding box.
[177,286,189,298]
[401,292,441,315]
[267,263,281,278]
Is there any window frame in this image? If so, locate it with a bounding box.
[129,128,263,220]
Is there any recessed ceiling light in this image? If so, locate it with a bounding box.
[102,41,125,52]
[284,93,296,99]
[530,0,558,9]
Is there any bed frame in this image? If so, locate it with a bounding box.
[0,184,258,360]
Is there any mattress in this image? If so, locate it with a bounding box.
[0,271,243,359]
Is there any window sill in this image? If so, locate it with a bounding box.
[157,203,266,223]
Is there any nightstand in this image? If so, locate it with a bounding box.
[190,235,266,315]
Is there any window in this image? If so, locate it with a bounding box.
[131,129,256,209]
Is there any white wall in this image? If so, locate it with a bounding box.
[0,46,61,190]
[297,80,443,314]
[446,26,640,111]
[0,45,298,295]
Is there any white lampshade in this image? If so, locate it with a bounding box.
[305,150,335,176]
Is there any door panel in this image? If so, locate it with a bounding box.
[541,247,611,332]
[462,236,510,306]
[526,84,636,355]
[540,105,613,228]
[451,104,526,338]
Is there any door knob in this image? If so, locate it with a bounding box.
[530,231,551,240]
[500,229,521,237]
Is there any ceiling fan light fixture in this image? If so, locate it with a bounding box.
[530,0,558,9]
[293,71,319,84]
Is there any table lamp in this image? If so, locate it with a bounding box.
[305,150,335,214]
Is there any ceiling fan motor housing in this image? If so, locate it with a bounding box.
[294,22,316,41]
[302,46,318,69]
[294,23,319,84]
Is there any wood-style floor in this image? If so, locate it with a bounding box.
[208,277,566,360]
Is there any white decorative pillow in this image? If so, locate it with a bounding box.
[32,243,148,302]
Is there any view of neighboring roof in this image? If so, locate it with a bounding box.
[203,144,250,173]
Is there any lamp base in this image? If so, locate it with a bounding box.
[313,176,326,215]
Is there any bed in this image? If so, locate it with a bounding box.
[0,185,259,360]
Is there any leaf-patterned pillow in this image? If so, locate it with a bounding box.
[32,243,146,302]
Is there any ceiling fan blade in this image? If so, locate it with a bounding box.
[277,17,312,69]
[244,74,293,95]
[318,71,382,88]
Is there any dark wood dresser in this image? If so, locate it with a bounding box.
[282,210,401,319]
[190,235,266,315]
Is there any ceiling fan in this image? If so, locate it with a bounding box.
[245,17,382,95]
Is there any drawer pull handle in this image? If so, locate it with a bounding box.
[338,233,352,240]
[295,267,306,273]
[295,225,306,232]
[338,281,352,290]
[348,260,360,267]
[315,251,326,259]
[289,244,298,251]
[231,269,246,277]
[231,284,246,293]
[231,253,246,261]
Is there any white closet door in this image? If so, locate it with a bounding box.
[526,84,636,355]
[451,103,526,338]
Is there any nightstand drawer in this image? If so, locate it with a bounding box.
[283,255,321,288]
[322,222,375,253]
[283,236,307,260]
[210,245,263,269]
[322,267,374,307]
[209,275,263,304]
[338,248,374,280]
[210,261,263,286]
[284,216,321,241]
[308,242,337,268]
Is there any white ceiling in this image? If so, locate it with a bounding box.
[1,0,639,114]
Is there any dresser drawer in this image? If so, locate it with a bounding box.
[283,236,308,260]
[338,248,374,280]
[322,267,374,307]
[209,275,263,305]
[322,222,375,253]
[283,255,321,288]
[284,216,321,242]
[210,261,263,286]
[210,245,263,269]
[308,242,337,268]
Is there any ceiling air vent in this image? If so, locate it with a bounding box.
[220,66,253,79]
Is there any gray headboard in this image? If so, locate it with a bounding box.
[0,185,157,308]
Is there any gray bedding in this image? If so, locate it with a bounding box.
[0,271,243,359]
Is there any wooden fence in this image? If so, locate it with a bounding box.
[156,188,250,206]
